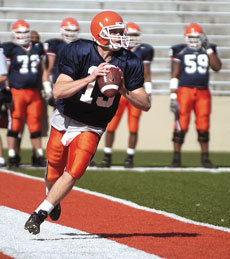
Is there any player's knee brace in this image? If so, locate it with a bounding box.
[197,130,209,143]
[7,130,19,138]
[172,131,185,144]
[30,131,42,139]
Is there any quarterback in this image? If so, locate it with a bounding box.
[24,11,151,235]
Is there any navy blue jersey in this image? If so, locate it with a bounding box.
[133,43,154,63]
[57,39,144,128]
[2,41,45,89]
[170,43,217,89]
[44,38,67,83]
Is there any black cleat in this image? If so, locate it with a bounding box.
[88,160,96,167]
[24,210,48,235]
[124,156,134,168]
[49,203,61,221]
[170,159,181,168]
[32,155,47,167]
[202,159,217,168]
[100,156,111,168]
[8,155,20,168]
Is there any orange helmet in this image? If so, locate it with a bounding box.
[61,17,80,43]
[126,22,141,49]
[12,19,31,46]
[90,11,128,50]
[184,23,204,49]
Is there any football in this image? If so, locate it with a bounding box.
[97,65,122,98]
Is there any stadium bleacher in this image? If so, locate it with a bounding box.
[0,0,230,152]
[0,0,229,94]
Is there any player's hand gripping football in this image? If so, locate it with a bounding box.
[89,63,111,82]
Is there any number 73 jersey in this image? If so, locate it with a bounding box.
[169,43,217,89]
[1,41,45,89]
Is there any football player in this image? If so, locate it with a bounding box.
[0,50,10,167]
[169,23,222,168]
[43,17,80,106]
[100,21,154,168]
[24,11,151,235]
[2,19,48,167]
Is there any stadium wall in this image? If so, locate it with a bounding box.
[0,95,229,152]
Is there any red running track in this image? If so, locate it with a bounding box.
[1,171,230,259]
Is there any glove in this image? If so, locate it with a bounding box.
[170,93,180,113]
[201,33,210,49]
[42,81,53,103]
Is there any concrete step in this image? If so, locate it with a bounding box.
[1,19,230,36]
[151,69,230,82]
[154,46,230,60]
[142,34,230,47]
[153,57,230,70]
[0,7,229,24]
[1,31,229,51]
[151,80,230,93]
[2,0,230,12]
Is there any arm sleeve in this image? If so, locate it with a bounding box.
[125,56,144,91]
[58,44,79,80]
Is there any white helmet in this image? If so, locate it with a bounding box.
[12,19,31,46]
[60,17,80,43]
[126,22,141,49]
[184,23,203,50]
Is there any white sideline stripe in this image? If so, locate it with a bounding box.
[87,166,230,173]
[9,164,230,173]
[0,207,161,259]
[1,169,230,233]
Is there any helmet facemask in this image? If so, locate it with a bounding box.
[185,34,202,50]
[13,29,31,46]
[61,26,79,43]
[127,33,141,49]
[98,23,129,50]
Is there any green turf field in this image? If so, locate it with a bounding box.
[5,149,230,228]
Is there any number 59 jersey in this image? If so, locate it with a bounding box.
[1,41,45,89]
[169,43,218,89]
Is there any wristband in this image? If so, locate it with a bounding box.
[170,93,177,100]
[206,48,214,55]
[42,81,52,94]
[169,78,179,90]
[144,82,152,94]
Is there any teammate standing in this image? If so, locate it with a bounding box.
[169,23,222,168]
[0,50,11,167]
[100,22,154,168]
[24,11,151,235]
[2,20,48,167]
[42,17,80,105]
